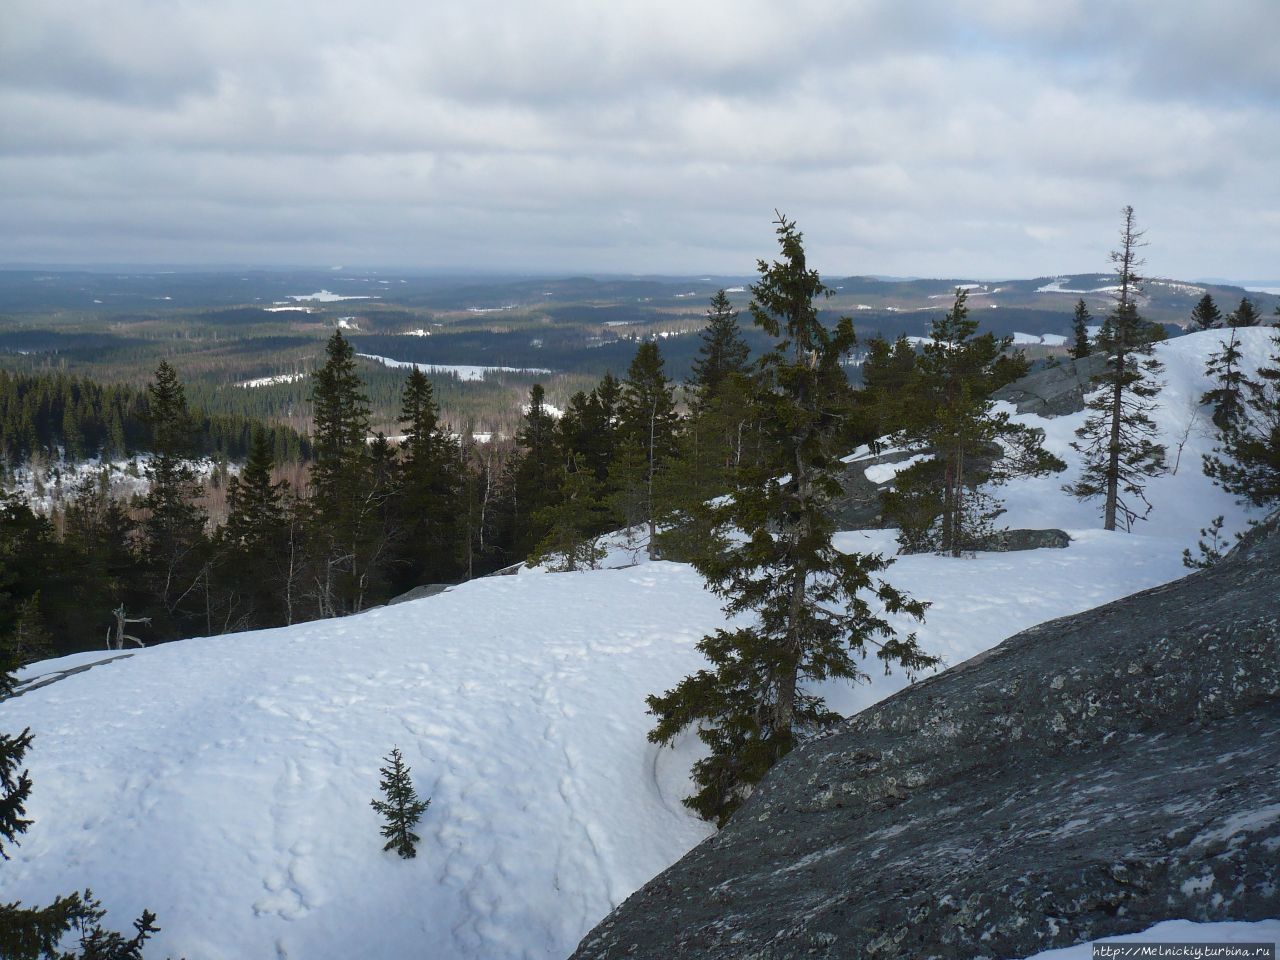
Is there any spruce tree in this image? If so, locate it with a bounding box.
[1200,327,1254,433]
[857,334,918,444]
[1,595,53,668]
[690,290,751,407]
[885,289,1064,555]
[612,342,680,560]
[1069,299,1093,359]
[1065,206,1167,531]
[1205,330,1280,507]
[140,361,208,632]
[370,747,430,859]
[393,369,464,588]
[218,428,291,629]
[647,215,935,826]
[1189,293,1222,331]
[501,384,562,560]
[308,332,380,615]
[1228,297,1261,328]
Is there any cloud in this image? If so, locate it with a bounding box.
[1,0,1278,280]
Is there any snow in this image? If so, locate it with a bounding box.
[264,306,313,313]
[2,328,1276,959]
[336,317,361,331]
[289,290,376,303]
[1011,332,1068,346]
[357,354,552,381]
[863,454,928,484]
[402,328,432,336]
[1017,919,1280,958]
[239,372,306,388]
[1245,285,1280,296]
[1036,278,1124,294]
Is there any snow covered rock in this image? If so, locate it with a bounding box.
[569,512,1280,960]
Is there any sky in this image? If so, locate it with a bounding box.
[2,0,1279,280]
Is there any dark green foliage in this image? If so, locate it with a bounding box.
[370,747,430,859]
[1069,299,1093,359]
[1065,207,1167,531]
[1205,331,1280,508]
[1200,327,1253,433]
[1228,297,1261,329]
[690,290,751,407]
[1182,515,1229,570]
[0,369,309,470]
[1190,293,1222,331]
[308,331,385,615]
[856,334,918,443]
[2,594,53,668]
[647,215,935,826]
[499,384,562,559]
[529,454,610,571]
[391,369,465,589]
[139,362,208,632]
[0,723,34,859]
[611,342,680,560]
[885,289,1064,556]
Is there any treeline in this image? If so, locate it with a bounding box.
[0,369,311,470]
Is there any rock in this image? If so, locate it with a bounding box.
[971,528,1071,551]
[385,583,452,605]
[569,513,1280,960]
[993,353,1107,417]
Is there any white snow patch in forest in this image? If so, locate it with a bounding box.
[1,328,1277,959]
[357,354,551,380]
[264,305,313,313]
[289,290,377,302]
[1016,919,1280,958]
[238,373,306,388]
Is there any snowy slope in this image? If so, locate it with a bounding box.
[1,329,1276,959]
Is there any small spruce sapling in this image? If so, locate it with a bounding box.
[1181,515,1230,570]
[371,747,430,859]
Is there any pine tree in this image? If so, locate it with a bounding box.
[690,290,751,407]
[370,747,430,859]
[885,289,1064,555]
[1065,206,1167,531]
[1200,327,1254,433]
[1189,293,1222,331]
[1228,297,1261,329]
[647,214,936,826]
[1069,299,1093,359]
[612,342,680,560]
[1205,330,1280,507]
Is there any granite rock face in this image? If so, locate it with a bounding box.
[570,514,1280,960]
[992,353,1107,417]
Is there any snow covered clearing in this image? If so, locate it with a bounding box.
[357,354,552,381]
[238,372,307,388]
[1,329,1276,959]
[288,290,377,302]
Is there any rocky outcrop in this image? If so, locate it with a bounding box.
[570,515,1280,960]
[992,353,1107,417]
[972,527,1071,551]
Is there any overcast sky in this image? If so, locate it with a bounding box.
[3,0,1278,280]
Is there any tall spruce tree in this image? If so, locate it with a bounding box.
[647,214,935,826]
[1190,293,1223,331]
[1069,299,1093,360]
[529,453,610,571]
[1205,330,1280,507]
[502,384,562,560]
[857,334,918,444]
[885,289,1064,555]
[394,369,464,588]
[612,342,680,560]
[1065,206,1167,531]
[308,331,380,616]
[690,290,751,407]
[139,361,208,634]
[219,427,291,629]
